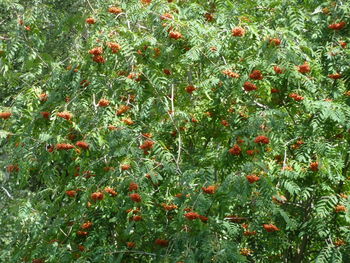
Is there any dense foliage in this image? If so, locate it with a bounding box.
[1,0,350,262]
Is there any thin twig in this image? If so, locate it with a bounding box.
[176,133,182,165]
[59,227,68,237]
[283,147,288,169]
[67,225,73,236]
[192,181,208,208]
[282,138,298,169]
[222,56,227,65]
[92,94,97,112]
[22,33,49,67]
[170,84,175,117]
[187,70,193,84]
[108,250,158,256]
[120,13,131,30]
[86,0,94,12]
[284,106,297,126]
[1,186,13,199]
[65,86,89,107]
[169,84,182,171]
[253,100,269,109]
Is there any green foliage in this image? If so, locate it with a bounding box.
[1,0,350,262]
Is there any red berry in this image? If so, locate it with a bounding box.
[91,192,104,201]
[309,162,319,171]
[130,193,142,202]
[249,70,263,80]
[246,174,260,183]
[254,135,269,144]
[231,27,245,37]
[243,81,257,91]
[202,185,216,194]
[263,223,279,232]
[184,212,200,220]
[86,18,96,24]
[297,62,310,74]
[0,112,12,119]
[76,141,89,150]
[229,144,241,155]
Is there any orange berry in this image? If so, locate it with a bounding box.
[328,73,342,79]
[246,174,260,183]
[231,27,245,37]
[127,242,136,248]
[249,70,263,80]
[75,141,89,150]
[121,164,131,170]
[0,112,12,119]
[309,162,319,171]
[169,31,183,40]
[243,81,257,91]
[40,112,50,119]
[98,99,110,107]
[107,42,122,53]
[56,143,74,150]
[160,13,173,20]
[80,221,93,230]
[91,192,104,201]
[263,223,279,232]
[86,17,96,24]
[202,185,216,194]
[328,21,346,30]
[335,205,347,213]
[88,47,103,55]
[104,187,117,196]
[185,85,196,94]
[273,66,283,74]
[270,38,281,46]
[155,239,169,247]
[130,193,142,202]
[297,62,310,74]
[57,111,72,120]
[108,7,122,14]
[66,190,77,197]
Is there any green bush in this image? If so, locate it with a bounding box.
[1,0,350,262]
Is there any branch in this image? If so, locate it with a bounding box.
[85,0,94,12]
[293,196,314,262]
[137,24,149,31]
[59,227,68,237]
[341,148,350,177]
[171,83,182,165]
[282,137,298,169]
[1,186,13,199]
[284,106,297,126]
[170,84,175,117]
[176,132,182,165]
[283,147,288,169]
[65,85,89,107]
[0,36,10,40]
[187,69,193,83]
[108,250,158,257]
[22,32,49,67]
[92,94,97,112]
[221,56,227,65]
[338,140,350,193]
[294,235,309,263]
[253,100,269,110]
